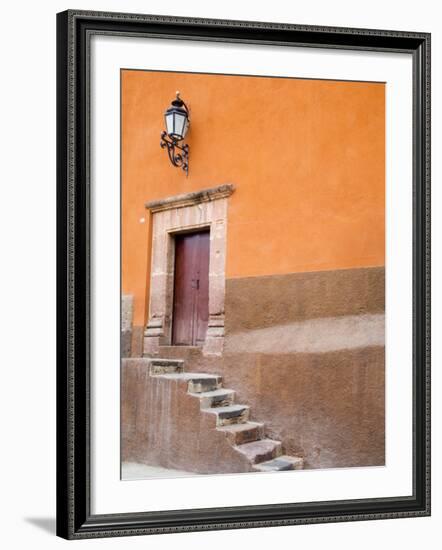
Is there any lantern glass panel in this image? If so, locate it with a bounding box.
[182,117,189,138]
[173,112,187,139]
[165,112,175,136]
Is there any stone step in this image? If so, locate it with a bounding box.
[202,404,250,426]
[189,388,235,409]
[187,374,223,393]
[235,439,282,464]
[217,422,265,445]
[150,372,222,393]
[149,358,184,375]
[253,455,304,472]
[145,345,202,362]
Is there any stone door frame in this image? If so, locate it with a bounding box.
[143,184,235,356]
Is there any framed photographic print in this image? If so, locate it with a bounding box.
[56,10,431,539]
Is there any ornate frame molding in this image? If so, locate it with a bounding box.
[56,9,430,539]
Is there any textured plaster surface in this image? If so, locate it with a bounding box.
[134,346,385,470]
[123,267,385,471]
[122,359,255,474]
[122,72,385,327]
[225,313,384,354]
[225,266,385,332]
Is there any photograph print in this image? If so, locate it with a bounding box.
[120,69,385,479]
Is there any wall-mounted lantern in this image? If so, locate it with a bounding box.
[160,92,190,176]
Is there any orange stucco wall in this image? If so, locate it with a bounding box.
[122,70,385,327]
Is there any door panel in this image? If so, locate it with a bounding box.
[194,232,210,345]
[172,231,210,346]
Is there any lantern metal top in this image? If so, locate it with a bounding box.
[171,91,186,108]
[166,91,189,117]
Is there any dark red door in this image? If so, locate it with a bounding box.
[172,231,210,346]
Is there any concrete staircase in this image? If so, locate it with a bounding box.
[149,358,304,472]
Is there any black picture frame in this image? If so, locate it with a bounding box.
[56,9,431,540]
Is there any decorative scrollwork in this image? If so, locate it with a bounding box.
[160,131,189,176]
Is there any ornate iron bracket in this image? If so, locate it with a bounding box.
[160,131,189,176]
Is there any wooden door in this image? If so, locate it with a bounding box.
[172,230,210,346]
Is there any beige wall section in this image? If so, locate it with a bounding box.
[122,359,258,474]
[121,294,133,358]
[121,70,385,327]
[127,267,385,469]
[124,342,385,470]
[225,266,385,332]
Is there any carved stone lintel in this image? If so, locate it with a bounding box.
[146,184,235,213]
